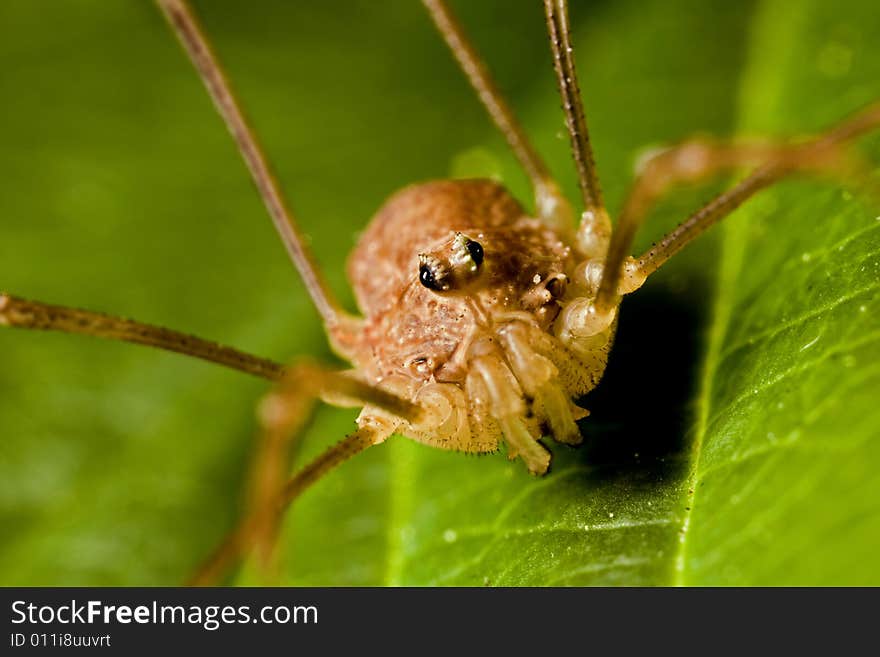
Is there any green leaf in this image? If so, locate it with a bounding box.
[0,0,877,586]
[677,0,880,585]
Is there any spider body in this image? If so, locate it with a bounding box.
[344,178,614,471]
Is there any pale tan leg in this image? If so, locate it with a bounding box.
[0,294,282,380]
[421,0,575,231]
[543,1,607,219]
[155,0,359,336]
[594,101,880,313]
[188,365,420,586]
[542,0,611,258]
[0,293,415,585]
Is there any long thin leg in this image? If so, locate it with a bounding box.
[250,365,419,577]
[421,0,574,230]
[594,101,880,311]
[188,363,421,586]
[155,0,350,330]
[543,0,607,223]
[246,418,397,584]
[0,293,283,380]
[189,426,384,586]
[595,140,841,310]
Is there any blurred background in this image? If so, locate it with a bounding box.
[0,0,877,585]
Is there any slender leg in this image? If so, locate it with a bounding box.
[593,101,880,312]
[421,0,574,231]
[0,293,283,380]
[188,364,421,586]
[155,0,355,333]
[543,0,610,260]
[246,417,398,584]
[543,0,608,233]
[0,293,413,583]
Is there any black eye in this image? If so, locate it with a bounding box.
[465,239,484,266]
[419,263,444,291]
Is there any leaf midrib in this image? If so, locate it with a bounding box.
[672,0,814,585]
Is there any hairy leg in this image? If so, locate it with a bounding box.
[543,0,601,207]
[542,0,611,260]
[0,293,416,584]
[155,0,357,336]
[188,365,422,586]
[594,101,880,312]
[422,0,574,232]
[0,293,282,380]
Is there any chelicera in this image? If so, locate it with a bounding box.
[1,0,877,584]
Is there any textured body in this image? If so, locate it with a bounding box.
[350,180,571,382]
[343,179,617,472]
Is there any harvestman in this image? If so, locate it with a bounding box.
[1,0,878,584]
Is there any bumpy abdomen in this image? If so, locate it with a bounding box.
[348,179,525,317]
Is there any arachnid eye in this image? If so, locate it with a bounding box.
[465,239,484,266]
[451,232,485,275]
[419,264,441,290]
[419,254,451,291]
[418,235,483,293]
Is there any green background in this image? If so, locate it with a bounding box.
[0,0,877,585]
